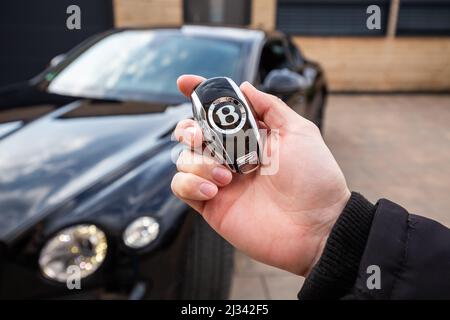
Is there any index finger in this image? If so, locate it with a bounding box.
[177,74,206,97]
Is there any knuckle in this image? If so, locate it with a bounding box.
[174,121,183,132]
[178,118,194,128]
[177,150,199,173]
[269,93,284,104]
[174,121,186,136]
[305,120,320,134]
[177,150,220,181]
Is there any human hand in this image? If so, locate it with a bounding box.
[171,75,350,276]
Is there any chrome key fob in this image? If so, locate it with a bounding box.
[191,77,261,174]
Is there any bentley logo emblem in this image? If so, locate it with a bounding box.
[208,97,247,134]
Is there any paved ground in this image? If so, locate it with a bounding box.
[230,94,450,300]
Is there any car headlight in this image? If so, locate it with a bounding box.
[39,224,107,282]
[123,216,159,249]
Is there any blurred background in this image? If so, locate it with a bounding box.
[1,0,450,92]
[0,0,449,299]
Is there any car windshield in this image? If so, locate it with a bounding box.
[46,30,245,103]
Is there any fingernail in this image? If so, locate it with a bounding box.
[199,183,217,198]
[241,81,254,89]
[212,167,232,184]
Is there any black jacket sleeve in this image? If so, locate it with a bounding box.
[298,192,450,299]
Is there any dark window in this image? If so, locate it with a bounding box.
[258,40,291,83]
[276,0,389,36]
[184,0,251,26]
[397,0,450,36]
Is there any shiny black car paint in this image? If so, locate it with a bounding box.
[0,25,326,299]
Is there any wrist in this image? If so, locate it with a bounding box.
[305,188,351,276]
[299,192,376,299]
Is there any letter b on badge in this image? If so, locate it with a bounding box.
[216,105,240,126]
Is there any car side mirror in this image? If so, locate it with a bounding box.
[49,54,66,67]
[262,69,309,95]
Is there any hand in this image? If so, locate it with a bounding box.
[171,75,350,276]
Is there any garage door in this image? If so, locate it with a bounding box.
[397,0,450,35]
[276,0,389,36]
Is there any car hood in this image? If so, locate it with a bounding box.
[0,99,191,241]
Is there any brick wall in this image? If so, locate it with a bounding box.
[293,37,450,92]
[115,0,276,29]
[250,0,276,30]
[113,0,182,27]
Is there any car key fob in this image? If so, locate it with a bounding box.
[190,77,261,174]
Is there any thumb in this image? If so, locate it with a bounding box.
[240,81,296,129]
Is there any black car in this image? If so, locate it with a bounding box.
[0,25,327,299]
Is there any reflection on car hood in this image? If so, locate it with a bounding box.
[0,100,191,241]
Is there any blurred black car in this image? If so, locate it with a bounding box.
[0,25,327,299]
